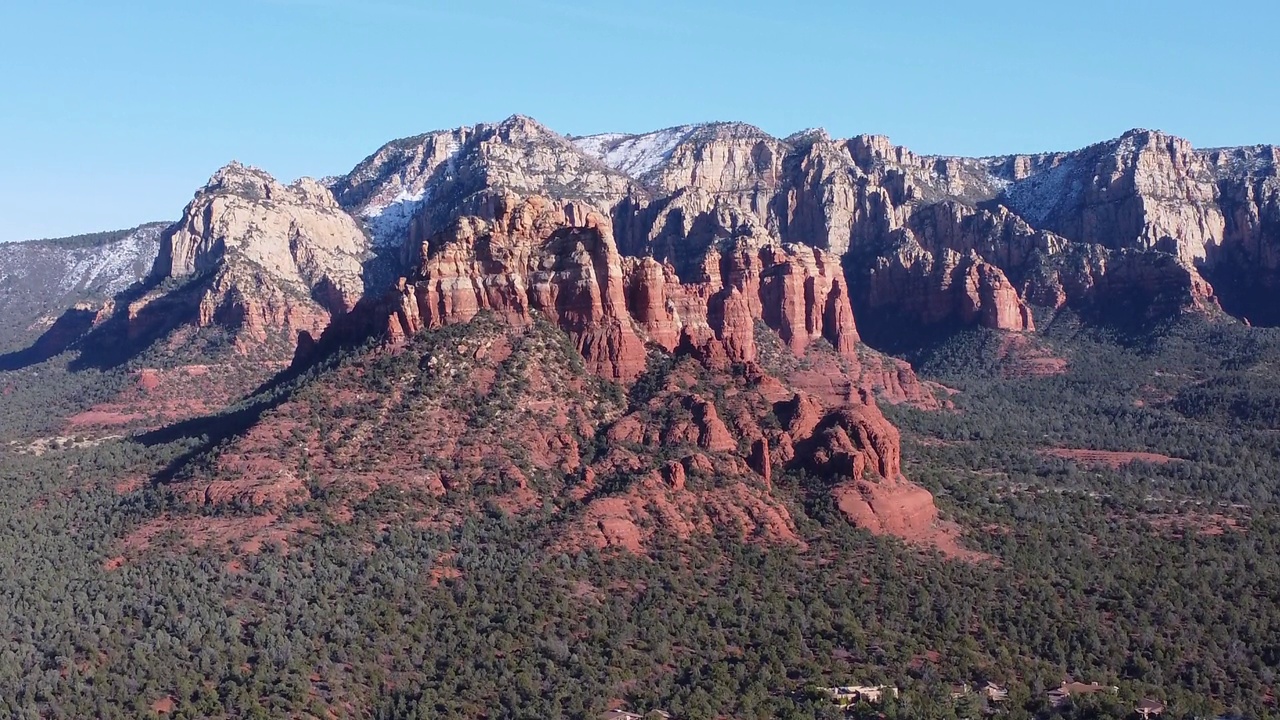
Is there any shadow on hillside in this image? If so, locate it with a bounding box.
[0,305,102,371]
[67,275,205,372]
[135,296,385,484]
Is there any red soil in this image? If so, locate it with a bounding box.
[428,552,462,586]
[997,334,1067,378]
[1042,448,1179,468]
[113,476,145,494]
[121,513,317,556]
[67,362,285,431]
[67,410,147,427]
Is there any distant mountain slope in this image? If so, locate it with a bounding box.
[0,223,165,350]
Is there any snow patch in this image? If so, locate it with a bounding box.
[361,188,430,248]
[1202,145,1279,178]
[358,137,466,248]
[59,226,164,294]
[1000,154,1092,226]
[573,126,699,179]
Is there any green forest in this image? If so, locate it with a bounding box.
[0,311,1277,719]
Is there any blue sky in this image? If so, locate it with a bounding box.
[1,0,1276,242]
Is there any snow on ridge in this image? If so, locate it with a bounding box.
[999,153,1090,226]
[355,133,471,248]
[62,225,163,294]
[361,188,430,248]
[571,133,629,159]
[1201,144,1280,178]
[359,138,466,248]
[573,126,700,179]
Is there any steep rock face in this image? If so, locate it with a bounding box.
[1024,244,1218,320]
[862,233,1034,333]
[999,130,1226,263]
[372,117,1245,348]
[648,124,788,220]
[1200,145,1280,322]
[338,116,636,251]
[324,117,1276,416]
[149,162,370,344]
[386,191,865,382]
[624,202,861,361]
[581,125,1154,336]
[841,132,1234,336]
[389,194,647,380]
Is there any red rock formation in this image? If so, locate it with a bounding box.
[962,260,1035,331]
[387,192,868,381]
[779,395,981,558]
[392,194,648,380]
[831,480,939,539]
[864,236,1035,333]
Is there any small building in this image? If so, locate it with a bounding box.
[821,685,900,706]
[1048,681,1119,707]
[1135,699,1165,718]
[950,683,972,700]
[599,711,643,720]
[982,682,1009,703]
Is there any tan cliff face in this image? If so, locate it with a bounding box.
[25,115,1280,570]
[1199,145,1280,322]
[149,162,370,345]
[571,123,1240,338]
[998,130,1226,264]
[352,117,1280,378]
[16,118,1279,387]
[324,117,1280,351]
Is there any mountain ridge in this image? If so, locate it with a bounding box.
[2,114,1278,560]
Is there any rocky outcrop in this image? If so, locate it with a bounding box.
[148,162,370,345]
[862,233,1034,334]
[576,123,1231,337]
[0,223,164,354]
[387,191,864,381]
[336,115,636,251]
[380,116,1249,384]
[1023,243,1218,321]
[1199,145,1280,323]
[388,193,648,380]
[999,130,1226,263]
[350,117,1267,351]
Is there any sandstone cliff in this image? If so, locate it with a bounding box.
[321,116,1280,357]
[146,162,370,347]
[1200,144,1280,323]
[52,115,1280,566]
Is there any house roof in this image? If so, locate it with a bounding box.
[1058,681,1116,695]
[599,712,643,720]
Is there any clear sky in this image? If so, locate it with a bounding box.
[1,0,1277,242]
